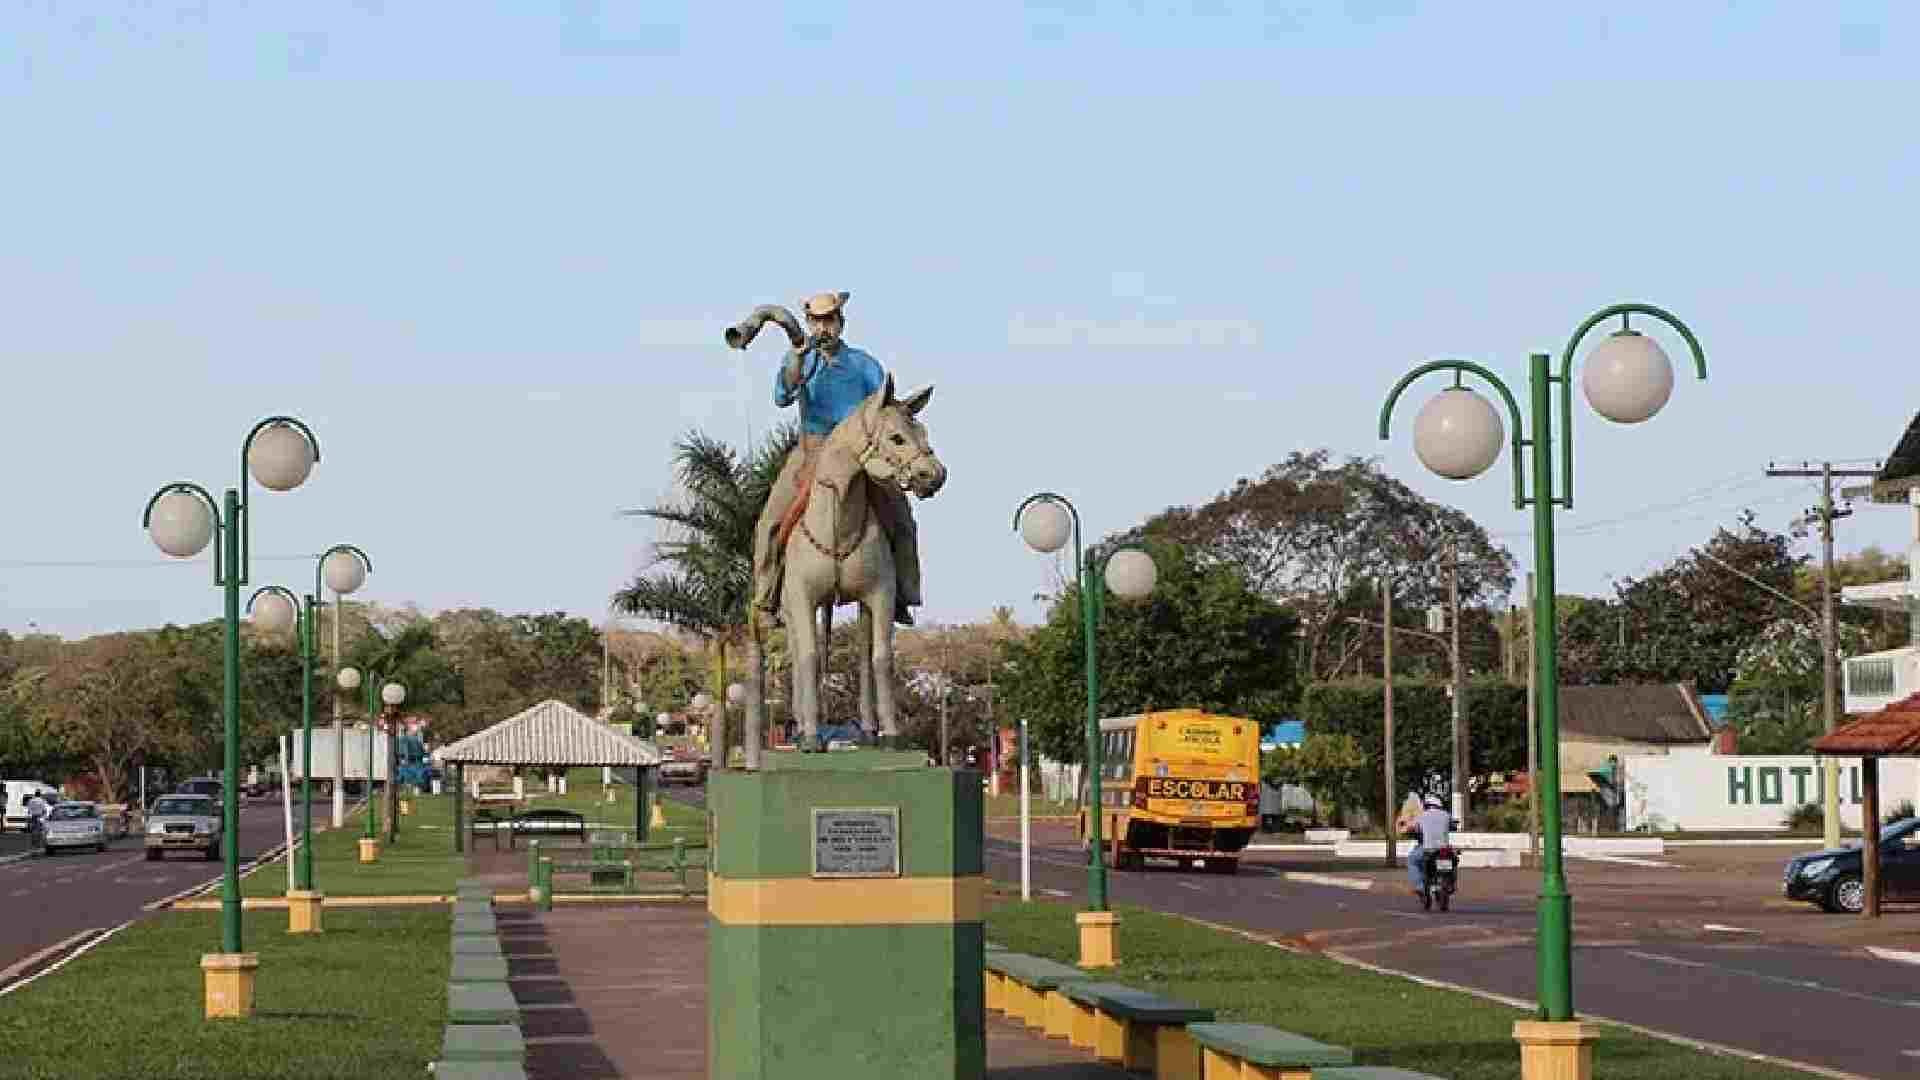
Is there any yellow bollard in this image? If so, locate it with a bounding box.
[286,890,324,934]
[201,953,259,1019]
[358,837,380,863]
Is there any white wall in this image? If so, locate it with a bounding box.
[289,730,391,781]
[1623,754,1920,831]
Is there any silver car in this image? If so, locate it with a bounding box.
[41,802,109,855]
[144,794,222,861]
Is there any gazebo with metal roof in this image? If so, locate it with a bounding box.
[435,699,663,850]
[1811,691,1920,917]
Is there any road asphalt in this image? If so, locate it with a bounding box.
[0,796,316,982]
[985,826,1920,1080]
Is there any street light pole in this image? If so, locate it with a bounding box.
[311,546,372,888]
[1379,304,1707,1032]
[1014,492,1158,963]
[144,415,322,1012]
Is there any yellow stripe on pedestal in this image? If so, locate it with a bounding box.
[708,874,987,925]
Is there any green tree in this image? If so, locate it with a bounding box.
[1296,677,1528,816]
[1262,733,1367,825]
[614,425,797,725]
[996,540,1300,767]
[1130,449,1515,683]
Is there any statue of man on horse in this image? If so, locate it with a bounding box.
[725,292,946,749]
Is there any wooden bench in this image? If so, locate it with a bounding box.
[507,808,586,849]
[1059,981,1214,1075]
[983,952,1101,1038]
[1312,1069,1446,1079]
[1183,1022,1352,1079]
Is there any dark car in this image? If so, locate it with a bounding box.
[1783,816,1920,913]
[176,778,222,800]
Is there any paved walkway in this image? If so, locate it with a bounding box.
[466,846,1128,1078]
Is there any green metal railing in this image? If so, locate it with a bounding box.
[526,834,706,907]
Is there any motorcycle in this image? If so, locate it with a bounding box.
[1418,845,1459,912]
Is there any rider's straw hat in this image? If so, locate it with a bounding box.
[804,291,850,317]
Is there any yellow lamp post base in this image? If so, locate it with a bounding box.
[201,953,260,1019]
[650,798,668,829]
[1514,1020,1601,1080]
[1076,911,1119,968]
[399,800,412,816]
[358,838,380,863]
[286,890,324,934]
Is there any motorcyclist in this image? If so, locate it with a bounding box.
[24,790,51,849]
[1402,793,1452,898]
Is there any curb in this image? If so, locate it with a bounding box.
[1865,946,1920,965]
[0,927,104,989]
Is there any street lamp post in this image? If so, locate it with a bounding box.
[379,681,406,843]
[1013,492,1158,968]
[1378,305,1705,1065]
[320,549,371,831]
[143,416,321,1016]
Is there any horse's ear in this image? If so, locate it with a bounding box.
[900,384,933,417]
[880,372,897,406]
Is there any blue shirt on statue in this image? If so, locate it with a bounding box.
[773,345,886,436]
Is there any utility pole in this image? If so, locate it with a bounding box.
[939,628,951,768]
[1449,546,1466,826]
[1526,571,1539,864]
[1767,460,1879,851]
[1383,577,1397,869]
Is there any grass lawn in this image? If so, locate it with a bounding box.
[984,792,1077,819]
[984,897,1816,1080]
[0,908,450,1080]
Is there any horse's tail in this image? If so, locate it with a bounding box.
[724,305,806,351]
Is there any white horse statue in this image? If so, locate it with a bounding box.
[750,374,945,752]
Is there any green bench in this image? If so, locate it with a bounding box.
[448,982,520,1025]
[1313,1069,1445,1079]
[440,1023,525,1064]
[425,1064,528,1080]
[1059,981,1214,1075]
[983,952,1101,1038]
[451,954,510,984]
[453,912,498,937]
[1184,1022,1352,1079]
[453,935,504,959]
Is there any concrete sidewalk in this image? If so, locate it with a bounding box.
[488,899,1130,1078]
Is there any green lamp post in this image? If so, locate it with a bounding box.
[142,416,322,1008]
[245,544,373,894]
[1377,303,1706,1028]
[1013,492,1158,965]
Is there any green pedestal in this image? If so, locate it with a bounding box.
[708,752,986,1079]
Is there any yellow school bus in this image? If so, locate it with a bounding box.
[1079,709,1262,875]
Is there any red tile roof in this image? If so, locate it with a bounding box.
[1812,693,1920,755]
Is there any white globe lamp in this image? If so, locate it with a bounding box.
[247,422,315,492]
[1582,330,1674,424]
[1413,388,1504,480]
[148,491,215,558]
[1020,500,1072,554]
[251,591,296,636]
[337,667,362,691]
[656,712,672,729]
[322,550,368,595]
[692,692,712,711]
[726,683,745,706]
[382,683,406,707]
[1106,548,1158,600]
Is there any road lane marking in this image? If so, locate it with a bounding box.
[1177,882,1206,892]
[1868,947,1920,966]
[1282,871,1373,891]
[1703,924,1758,934]
[1569,853,1675,868]
[1041,888,1071,898]
[1629,950,1920,1009]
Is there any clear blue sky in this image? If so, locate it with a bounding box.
[4,3,1918,638]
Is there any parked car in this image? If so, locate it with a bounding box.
[1783,816,1920,913]
[145,794,222,861]
[41,802,109,855]
[659,750,709,786]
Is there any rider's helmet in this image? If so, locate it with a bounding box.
[1422,793,1444,810]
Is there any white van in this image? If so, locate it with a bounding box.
[3,780,60,832]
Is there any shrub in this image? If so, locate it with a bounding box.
[1782,802,1823,833]
[1885,800,1916,826]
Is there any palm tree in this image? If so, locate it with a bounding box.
[615,425,798,762]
